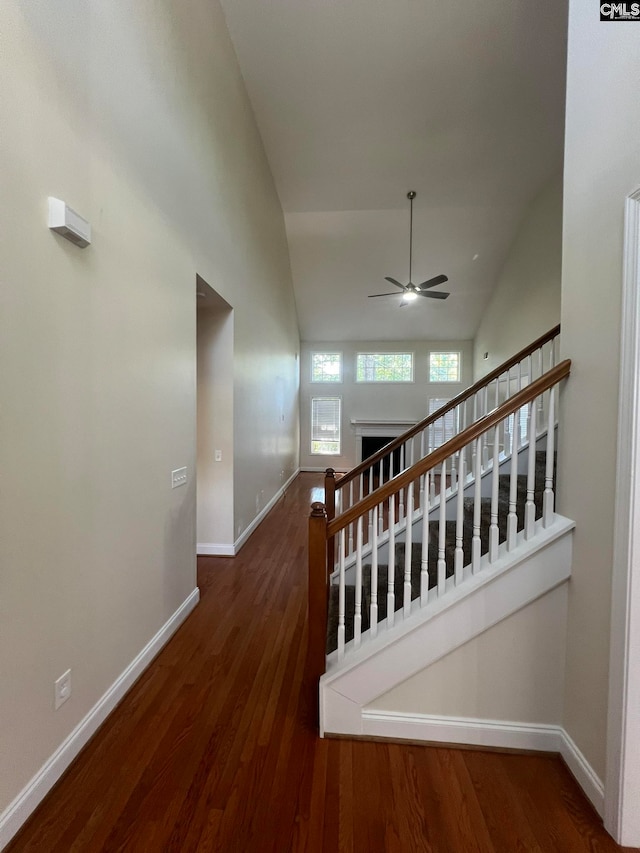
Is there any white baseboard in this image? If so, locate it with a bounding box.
[358,710,604,816]
[0,588,200,851]
[197,543,235,556]
[559,729,605,816]
[233,469,299,553]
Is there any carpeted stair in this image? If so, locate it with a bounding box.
[327,451,553,654]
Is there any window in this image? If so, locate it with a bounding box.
[428,397,458,450]
[429,352,461,383]
[356,352,413,383]
[311,397,341,455]
[311,352,342,383]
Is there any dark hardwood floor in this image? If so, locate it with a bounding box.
[7,473,638,852]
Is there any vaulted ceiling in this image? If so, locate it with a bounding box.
[219,0,568,341]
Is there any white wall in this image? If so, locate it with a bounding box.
[559,0,640,785]
[0,0,298,831]
[299,339,473,471]
[474,175,563,379]
[197,295,235,551]
[372,587,567,725]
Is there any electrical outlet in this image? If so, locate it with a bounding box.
[214,449,222,462]
[54,669,72,710]
[171,467,187,488]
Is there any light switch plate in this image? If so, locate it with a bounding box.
[171,467,187,488]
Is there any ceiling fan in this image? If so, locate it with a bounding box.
[369,191,450,306]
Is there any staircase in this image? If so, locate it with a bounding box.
[307,328,574,741]
[327,451,553,651]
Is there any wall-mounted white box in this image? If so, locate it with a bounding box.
[171,467,187,488]
[48,197,91,248]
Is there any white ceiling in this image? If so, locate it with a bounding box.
[219,0,568,341]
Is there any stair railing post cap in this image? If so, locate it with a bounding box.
[407,191,416,200]
[310,502,327,517]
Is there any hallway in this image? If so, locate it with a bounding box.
[7,474,637,852]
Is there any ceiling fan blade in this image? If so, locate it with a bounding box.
[417,290,450,299]
[368,291,403,298]
[416,274,449,290]
[384,277,406,290]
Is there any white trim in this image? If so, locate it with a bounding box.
[606,186,640,845]
[0,588,200,850]
[197,543,235,556]
[358,711,603,815]
[233,469,299,554]
[560,729,605,817]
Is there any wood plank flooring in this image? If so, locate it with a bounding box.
[6,473,638,852]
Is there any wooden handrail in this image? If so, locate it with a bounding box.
[327,359,570,538]
[335,324,561,492]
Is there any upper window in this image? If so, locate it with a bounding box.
[311,397,341,455]
[311,352,342,383]
[356,352,413,383]
[429,352,461,383]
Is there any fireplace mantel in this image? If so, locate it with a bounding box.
[350,418,417,462]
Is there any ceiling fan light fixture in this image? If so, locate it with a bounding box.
[403,290,418,302]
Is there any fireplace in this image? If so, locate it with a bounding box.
[361,435,402,478]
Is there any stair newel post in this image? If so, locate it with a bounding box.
[354,517,363,649]
[525,400,536,539]
[421,474,430,605]
[489,425,500,563]
[370,506,379,638]
[437,459,447,596]
[543,383,556,527]
[454,453,465,585]
[324,468,336,578]
[387,495,396,627]
[307,502,328,704]
[507,407,520,551]
[472,437,482,574]
[404,481,414,617]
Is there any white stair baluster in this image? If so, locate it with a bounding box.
[525,400,536,539]
[370,506,379,638]
[387,495,395,627]
[543,383,556,527]
[482,386,489,468]
[404,481,413,617]
[454,454,465,584]
[472,438,482,573]
[378,461,384,535]
[421,479,430,605]
[354,516,363,649]
[507,406,520,550]
[337,529,346,661]
[489,425,500,562]
[437,460,447,596]
[368,468,374,543]
[348,483,354,554]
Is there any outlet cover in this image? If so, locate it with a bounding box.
[54,669,72,710]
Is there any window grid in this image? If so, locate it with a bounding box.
[311,397,341,455]
[429,352,461,383]
[311,352,342,383]
[356,352,413,383]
